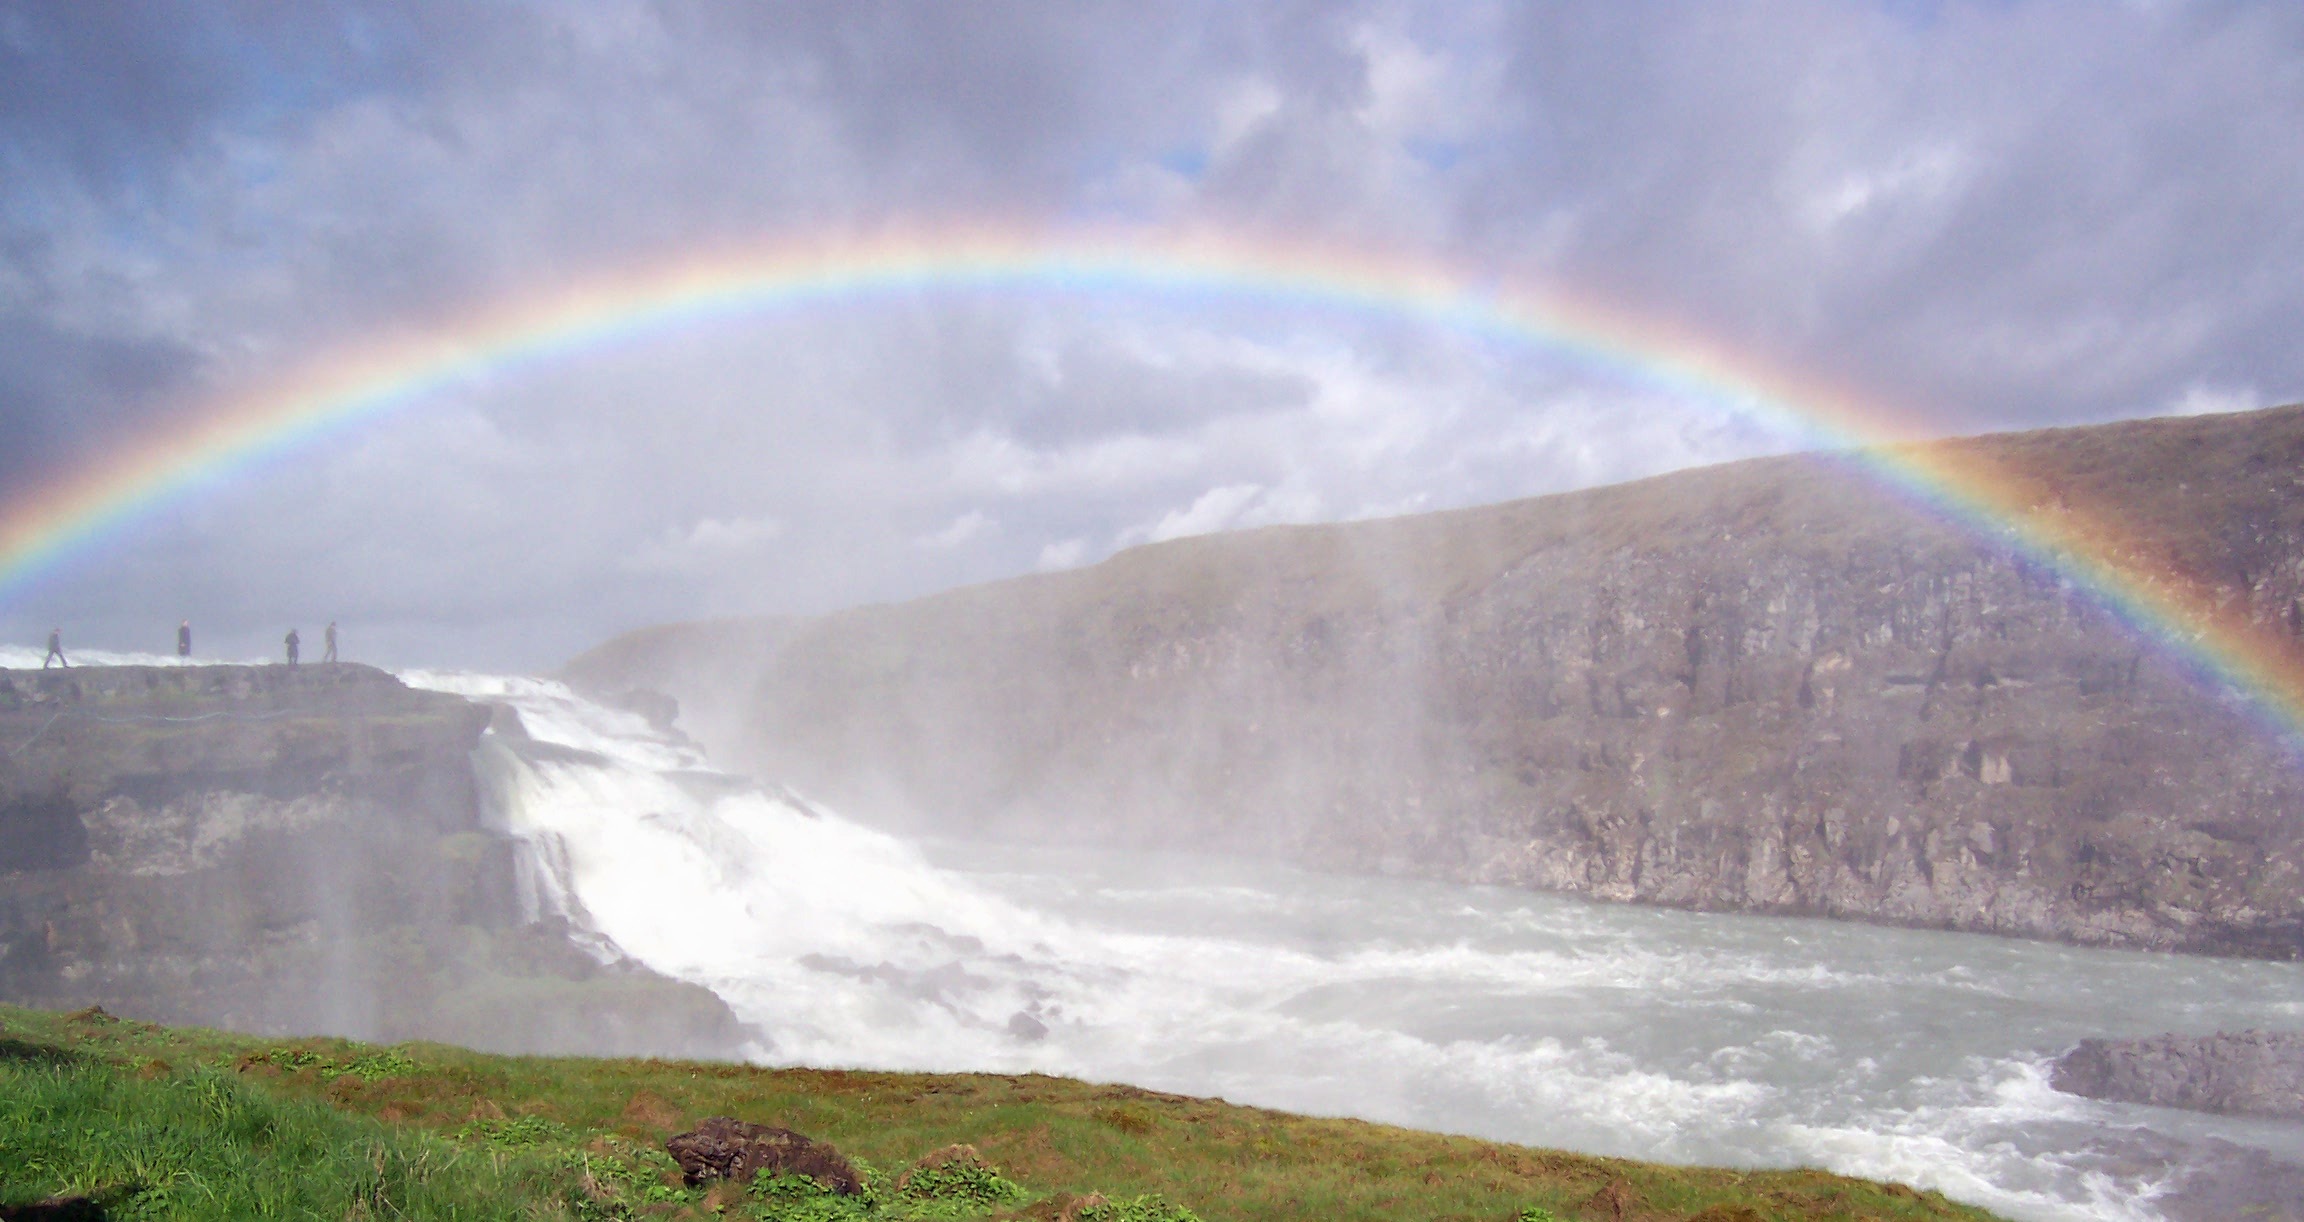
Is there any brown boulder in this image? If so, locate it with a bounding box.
[663,1116,863,1194]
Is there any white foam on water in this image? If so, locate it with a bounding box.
[1767,1057,2170,1221]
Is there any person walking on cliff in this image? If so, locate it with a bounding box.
[42,627,67,669]
[323,621,337,664]
[285,628,300,667]
[177,620,191,659]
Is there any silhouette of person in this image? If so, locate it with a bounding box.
[285,628,300,667]
[43,627,67,669]
[177,620,192,659]
[323,621,337,664]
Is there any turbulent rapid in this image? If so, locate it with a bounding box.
[404,670,2303,1222]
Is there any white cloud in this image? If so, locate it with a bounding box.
[1350,23,1451,142]
[1800,142,1967,231]
[1130,483,1269,545]
[623,515,784,573]
[1036,538,1089,570]
[2170,383,2262,416]
[915,510,995,550]
[1213,77,1283,156]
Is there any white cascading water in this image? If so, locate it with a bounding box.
[407,670,1423,1077]
[25,652,2289,1222]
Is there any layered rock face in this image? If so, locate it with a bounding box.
[572,406,2304,959]
[0,663,743,1056]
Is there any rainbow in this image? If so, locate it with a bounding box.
[3,225,2299,742]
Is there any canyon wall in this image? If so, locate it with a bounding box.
[571,406,2304,958]
[0,663,744,1055]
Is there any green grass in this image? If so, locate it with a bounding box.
[0,1042,556,1219]
[0,1003,2003,1221]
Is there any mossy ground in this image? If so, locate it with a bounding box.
[0,1002,2003,1221]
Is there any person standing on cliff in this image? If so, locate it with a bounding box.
[43,627,67,669]
[323,621,337,664]
[285,628,300,667]
[177,620,191,659]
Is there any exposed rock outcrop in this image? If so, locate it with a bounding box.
[570,405,2304,958]
[0,664,744,1056]
[2052,1029,2304,1119]
[665,1117,862,1193]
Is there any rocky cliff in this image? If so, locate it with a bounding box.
[0,663,744,1056]
[570,405,2304,959]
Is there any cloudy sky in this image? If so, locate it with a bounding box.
[1,1,2298,669]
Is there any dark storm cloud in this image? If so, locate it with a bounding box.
[2,2,243,181]
[1,0,2299,667]
[0,324,194,495]
[0,0,464,477]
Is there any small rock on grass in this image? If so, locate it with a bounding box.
[664,1116,862,1194]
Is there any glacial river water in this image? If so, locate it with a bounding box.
[375,670,2304,1222]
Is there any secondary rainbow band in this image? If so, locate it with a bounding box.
[1,227,2298,742]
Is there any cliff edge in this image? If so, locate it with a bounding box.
[0,663,744,1056]
[571,405,2304,959]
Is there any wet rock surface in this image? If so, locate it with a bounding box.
[665,1116,862,1193]
[0,664,744,1057]
[574,405,2304,958]
[2153,1141,2304,1222]
[2061,1126,2304,1222]
[2052,1029,2304,1119]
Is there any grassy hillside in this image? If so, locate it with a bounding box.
[0,1002,2000,1222]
